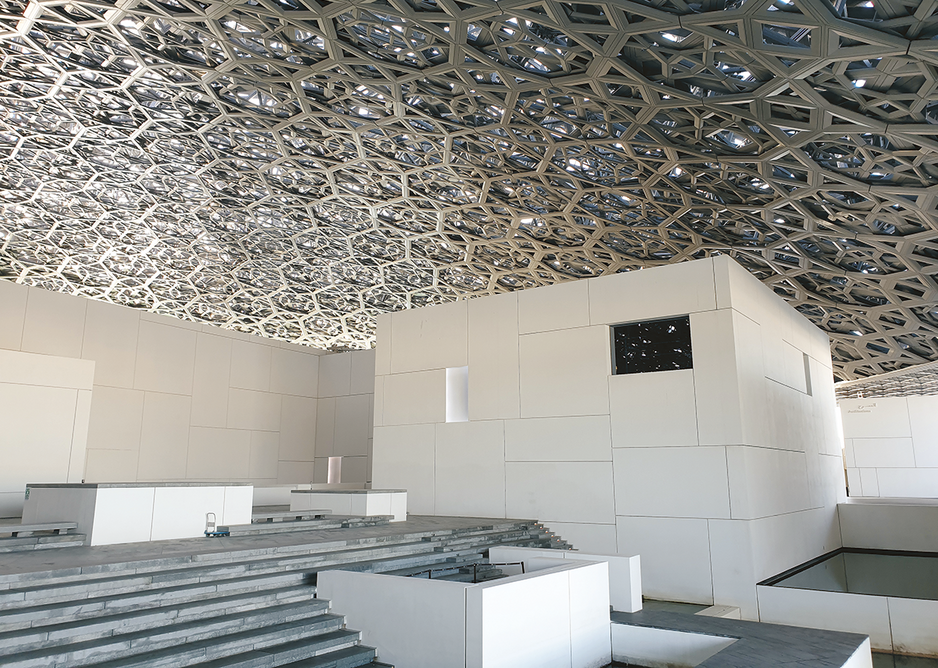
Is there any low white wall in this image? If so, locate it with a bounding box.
[488,545,641,612]
[291,490,406,521]
[839,501,938,551]
[840,396,938,498]
[316,570,467,668]
[23,484,252,545]
[757,585,938,655]
[611,624,736,668]
[467,561,611,668]
[0,349,94,517]
[317,561,611,668]
[253,483,371,507]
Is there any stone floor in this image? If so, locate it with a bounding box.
[625,603,938,668]
[0,515,533,577]
[873,653,938,667]
[640,599,709,615]
[613,610,869,668]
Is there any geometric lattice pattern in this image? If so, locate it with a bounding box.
[2,0,938,380]
[836,359,938,399]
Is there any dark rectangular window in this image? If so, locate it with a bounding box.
[613,316,693,375]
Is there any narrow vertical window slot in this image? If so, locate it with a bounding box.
[446,366,469,423]
[327,456,342,484]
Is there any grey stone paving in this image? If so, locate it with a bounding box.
[873,654,938,668]
[613,610,870,668]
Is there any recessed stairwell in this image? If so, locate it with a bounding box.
[0,516,569,667]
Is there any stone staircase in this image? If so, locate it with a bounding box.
[0,518,567,667]
[0,522,86,554]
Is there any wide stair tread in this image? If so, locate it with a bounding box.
[3,604,343,667]
[0,571,311,629]
[276,645,379,668]
[70,626,362,668]
[0,586,322,652]
[0,534,87,553]
[223,517,391,536]
[190,637,376,668]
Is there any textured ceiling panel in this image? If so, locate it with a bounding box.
[1,0,938,379]
[836,360,938,397]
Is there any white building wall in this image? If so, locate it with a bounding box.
[840,396,938,498]
[371,256,846,618]
[0,349,95,517]
[0,279,328,505]
[315,349,377,484]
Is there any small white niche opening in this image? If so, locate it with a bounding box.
[445,366,469,423]
[327,456,342,484]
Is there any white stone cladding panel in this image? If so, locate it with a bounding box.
[435,421,506,518]
[588,259,717,326]
[390,299,467,374]
[518,326,610,418]
[616,515,713,605]
[608,369,698,447]
[468,291,521,420]
[519,279,590,335]
[504,416,611,462]
[505,461,615,524]
[613,447,731,519]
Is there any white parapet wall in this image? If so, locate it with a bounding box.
[488,545,642,613]
[23,482,253,545]
[839,396,938,498]
[757,584,938,656]
[253,483,370,507]
[371,255,846,618]
[317,561,611,668]
[839,500,938,551]
[290,489,406,521]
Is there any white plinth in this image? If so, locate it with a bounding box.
[23,483,253,546]
[290,489,407,522]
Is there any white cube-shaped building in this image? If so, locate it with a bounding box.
[371,256,846,618]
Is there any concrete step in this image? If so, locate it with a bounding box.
[0,573,309,630]
[0,586,323,653]
[379,554,486,578]
[0,533,87,553]
[250,509,329,523]
[86,627,363,668]
[275,645,379,668]
[195,640,377,668]
[0,564,310,611]
[222,516,392,537]
[3,609,349,668]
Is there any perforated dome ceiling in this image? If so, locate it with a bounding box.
[1,0,937,379]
